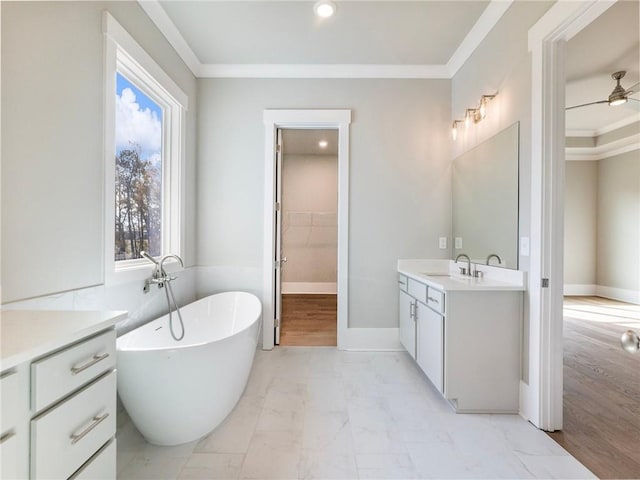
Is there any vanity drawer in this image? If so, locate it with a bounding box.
[1,368,23,432]
[398,274,408,292]
[70,438,116,480]
[427,287,445,314]
[407,278,427,303]
[31,329,116,412]
[31,371,116,480]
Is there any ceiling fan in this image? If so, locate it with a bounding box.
[566,70,640,110]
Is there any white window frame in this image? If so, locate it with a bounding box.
[103,12,187,285]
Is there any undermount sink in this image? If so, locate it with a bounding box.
[420,273,472,282]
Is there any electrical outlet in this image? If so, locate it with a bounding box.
[439,237,447,249]
[520,237,530,256]
[455,237,463,249]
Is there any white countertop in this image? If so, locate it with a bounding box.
[1,310,127,370]
[398,259,526,292]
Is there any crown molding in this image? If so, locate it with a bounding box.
[446,0,513,77]
[566,113,640,138]
[199,63,450,79]
[138,0,510,79]
[566,132,640,161]
[138,0,201,76]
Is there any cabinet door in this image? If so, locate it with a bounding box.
[398,290,416,359]
[416,302,444,393]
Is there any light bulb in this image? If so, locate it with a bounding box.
[318,140,328,148]
[609,97,627,107]
[465,113,471,128]
[479,101,487,119]
[314,1,336,18]
[452,123,458,141]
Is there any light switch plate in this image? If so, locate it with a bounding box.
[520,237,530,256]
[439,237,447,249]
[455,237,463,249]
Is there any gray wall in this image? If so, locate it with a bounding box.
[451,1,553,383]
[564,161,598,285]
[282,154,337,287]
[597,150,640,292]
[196,78,451,328]
[1,2,197,308]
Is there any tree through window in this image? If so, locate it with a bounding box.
[114,73,163,261]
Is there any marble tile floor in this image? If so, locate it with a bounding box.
[116,347,596,480]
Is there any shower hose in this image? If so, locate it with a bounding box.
[165,279,185,341]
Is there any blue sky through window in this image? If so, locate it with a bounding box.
[115,72,163,163]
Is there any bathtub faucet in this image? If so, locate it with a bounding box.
[142,252,184,293]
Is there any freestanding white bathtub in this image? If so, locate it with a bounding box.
[116,291,262,445]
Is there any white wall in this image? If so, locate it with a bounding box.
[196,78,451,328]
[1,2,197,329]
[282,154,337,290]
[564,161,598,287]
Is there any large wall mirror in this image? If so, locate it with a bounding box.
[452,122,519,269]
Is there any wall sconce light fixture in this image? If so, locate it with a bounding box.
[479,94,497,119]
[452,91,498,141]
[451,120,463,140]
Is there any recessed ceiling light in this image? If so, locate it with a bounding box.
[318,140,328,148]
[314,1,336,18]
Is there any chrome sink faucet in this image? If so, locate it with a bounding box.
[455,253,472,276]
[486,253,502,266]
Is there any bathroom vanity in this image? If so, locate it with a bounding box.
[398,260,525,413]
[0,310,125,479]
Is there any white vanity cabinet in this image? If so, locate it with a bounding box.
[1,364,30,479]
[398,275,416,358]
[415,298,444,393]
[397,263,524,413]
[0,310,125,479]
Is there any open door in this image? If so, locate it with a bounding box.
[273,128,284,345]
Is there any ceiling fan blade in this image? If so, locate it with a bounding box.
[566,100,608,110]
[629,97,640,103]
[624,82,640,95]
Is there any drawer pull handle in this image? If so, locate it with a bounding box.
[398,280,406,285]
[70,413,109,445]
[0,431,15,444]
[71,353,110,375]
[428,296,439,304]
[0,369,16,380]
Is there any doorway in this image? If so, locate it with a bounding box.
[276,129,339,346]
[262,109,351,351]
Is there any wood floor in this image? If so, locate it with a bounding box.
[547,296,640,479]
[279,294,337,346]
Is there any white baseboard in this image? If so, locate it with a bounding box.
[596,285,640,305]
[563,284,597,296]
[563,283,639,304]
[339,327,403,351]
[282,282,337,294]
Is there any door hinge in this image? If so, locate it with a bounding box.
[541,278,549,288]
[275,202,281,211]
[275,317,280,327]
[276,144,282,153]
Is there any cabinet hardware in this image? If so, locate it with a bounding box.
[409,301,415,319]
[70,413,109,445]
[0,369,16,380]
[427,296,439,304]
[0,431,16,444]
[397,280,406,285]
[70,353,110,375]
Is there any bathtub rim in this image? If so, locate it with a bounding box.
[116,291,262,353]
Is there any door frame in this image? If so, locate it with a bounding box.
[526,0,617,430]
[262,109,352,350]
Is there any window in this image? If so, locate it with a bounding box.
[114,73,163,261]
[104,12,187,281]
